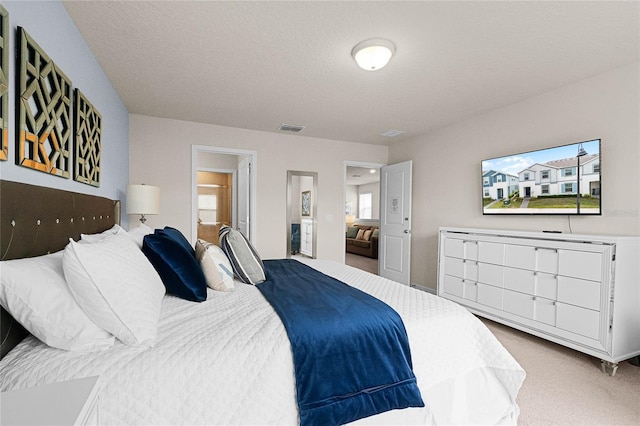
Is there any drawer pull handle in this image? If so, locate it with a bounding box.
[535,247,558,253]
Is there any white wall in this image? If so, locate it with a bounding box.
[130,114,388,261]
[0,1,129,221]
[389,62,640,290]
[345,185,358,216]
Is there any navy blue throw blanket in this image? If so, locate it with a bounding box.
[258,259,424,426]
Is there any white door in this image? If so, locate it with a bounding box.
[379,161,412,284]
[238,157,251,238]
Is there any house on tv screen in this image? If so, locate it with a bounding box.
[518,154,600,199]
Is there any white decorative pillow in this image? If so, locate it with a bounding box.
[127,223,153,248]
[63,234,165,346]
[195,240,235,292]
[80,224,127,243]
[0,252,115,352]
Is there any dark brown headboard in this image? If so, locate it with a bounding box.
[0,180,120,358]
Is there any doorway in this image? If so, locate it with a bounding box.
[191,145,257,245]
[344,161,384,274]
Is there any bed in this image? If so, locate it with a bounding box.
[0,180,525,425]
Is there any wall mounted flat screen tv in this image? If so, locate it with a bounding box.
[482,139,601,215]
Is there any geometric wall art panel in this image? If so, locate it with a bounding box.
[74,88,101,187]
[17,27,72,178]
[0,6,8,161]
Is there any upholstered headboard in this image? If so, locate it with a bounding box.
[0,180,120,358]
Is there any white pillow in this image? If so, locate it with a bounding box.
[127,223,153,248]
[195,240,235,292]
[63,234,165,346]
[80,223,127,243]
[0,252,115,352]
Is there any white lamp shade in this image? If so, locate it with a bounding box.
[126,184,160,215]
[352,39,396,71]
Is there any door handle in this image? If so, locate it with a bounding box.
[404,229,411,234]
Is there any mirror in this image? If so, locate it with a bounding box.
[286,171,318,259]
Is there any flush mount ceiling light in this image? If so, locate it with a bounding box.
[351,38,396,71]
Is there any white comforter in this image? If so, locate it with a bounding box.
[0,259,525,425]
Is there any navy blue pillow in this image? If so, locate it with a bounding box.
[142,233,207,302]
[156,226,195,257]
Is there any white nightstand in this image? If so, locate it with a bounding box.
[1,376,100,426]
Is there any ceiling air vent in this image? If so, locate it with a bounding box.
[279,124,306,133]
[380,129,406,138]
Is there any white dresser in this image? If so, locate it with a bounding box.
[300,218,313,257]
[437,227,640,373]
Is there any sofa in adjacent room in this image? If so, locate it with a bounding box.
[345,224,379,258]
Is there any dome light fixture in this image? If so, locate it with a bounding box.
[351,38,396,71]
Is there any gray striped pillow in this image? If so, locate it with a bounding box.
[218,225,266,285]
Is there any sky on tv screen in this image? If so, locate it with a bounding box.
[482,140,600,176]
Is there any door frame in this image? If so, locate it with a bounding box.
[191,145,258,244]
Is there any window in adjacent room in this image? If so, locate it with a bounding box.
[359,192,372,219]
[541,170,549,179]
[198,194,217,224]
[541,185,549,195]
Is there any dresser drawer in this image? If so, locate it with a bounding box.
[558,250,603,281]
[477,283,503,310]
[478,262,504,287]
[442,274,464,298]
[443,256,478,281]
[503,289,534,320]
[478,241,504,265]
[504,267,535,294]
[556,303,600,340]
[444,238,479,260]
[557,276,601,311]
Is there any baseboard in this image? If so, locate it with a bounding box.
[411,283,436,294]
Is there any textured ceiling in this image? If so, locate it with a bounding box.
[63,1,639,146]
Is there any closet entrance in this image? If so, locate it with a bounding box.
[196,170,233,246]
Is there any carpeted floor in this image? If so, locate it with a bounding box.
[481,318,640,425]
[345,252,378,275]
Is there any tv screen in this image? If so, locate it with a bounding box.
[482,139,601,215]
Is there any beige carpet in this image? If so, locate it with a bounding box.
[345,252,379,275]
[482,318,640,425]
